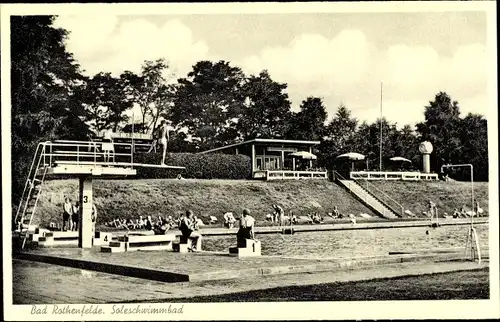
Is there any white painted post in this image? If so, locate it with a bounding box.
[309,146,312,169]
[251,144,255,177]
[78,175,94,248]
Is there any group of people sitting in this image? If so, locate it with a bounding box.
[104,215,175,234]
[264,205,328,225]
[103,213,209,235]
[409,200,485,219]
[448,202,485,219]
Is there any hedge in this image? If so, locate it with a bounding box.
[133,152,252,179]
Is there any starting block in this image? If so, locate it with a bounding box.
[173,235,202,253]
[93,231,113,246]
[101,234,176,253]
[28,228,51,243]
[229,239,261,257]
[36,231,79,247]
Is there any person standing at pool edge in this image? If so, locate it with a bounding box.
[62,197,73,231]
[237,209,255,248]
[72,201,80,231]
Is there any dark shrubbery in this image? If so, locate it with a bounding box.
[133,152,252,179]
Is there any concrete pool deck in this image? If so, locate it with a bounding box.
[12,256,489,304]
[14,246,489,284]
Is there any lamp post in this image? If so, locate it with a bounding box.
[440,163,481,263]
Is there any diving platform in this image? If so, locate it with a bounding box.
[14,140,185,250]
[43,161,185,176]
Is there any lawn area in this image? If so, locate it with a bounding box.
[167,268,489,302]
[23,178,489,228]
[29,179,376,227]
[369,181,489,216]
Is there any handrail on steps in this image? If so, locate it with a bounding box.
[351,177,405,217]
[333,170,368,204]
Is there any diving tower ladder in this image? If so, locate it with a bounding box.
[14,142,50,249]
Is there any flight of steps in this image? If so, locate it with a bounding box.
[338,179,399,219]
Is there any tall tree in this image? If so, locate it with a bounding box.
[458,113,488,181]
[286,97,327,141]
[416,92,462,172]
[237,70,292,140]
[390,124,421,169]
[11,16,90,203]
[121,59,175,134]
[352,118,407,171]
[317,104,358,168]
[77,72,133,132]
[171,60,246,150]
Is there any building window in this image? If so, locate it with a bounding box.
[256,158,262,170]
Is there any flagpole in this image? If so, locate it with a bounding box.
[379,82,383,171]
[131,112,135,167]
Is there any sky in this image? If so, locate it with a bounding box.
[53,10,490,128]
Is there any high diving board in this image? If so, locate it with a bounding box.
[43,161,185,176]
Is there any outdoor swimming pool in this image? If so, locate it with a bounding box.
[202,224,490,257]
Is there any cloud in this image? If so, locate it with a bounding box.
[237,29,488,126]
[54,16,489,127]
[54,16,210,78]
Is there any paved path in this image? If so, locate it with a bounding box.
[12,258,488,304]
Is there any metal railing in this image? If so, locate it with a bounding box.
[47,140,136,168]
[350,171,439,181]
[14,141,50,225]
[333,170,369,204]
[257,170,328,180]
[351,177,405,217]
[334,170,401,219]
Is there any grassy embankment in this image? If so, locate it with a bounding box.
[370,181,489,216]
[31,179,375,227]
[29,179,489,228]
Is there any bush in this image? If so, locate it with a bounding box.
[133,152,252,179]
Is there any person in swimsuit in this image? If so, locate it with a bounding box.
[159,120,170,166]
[62,197,73,231]
[91,203,97,236]
[272,204,285,226]
[179,210,202,251]
[102,129,115,163]
[72,201,80,231]
[237,209,255,248]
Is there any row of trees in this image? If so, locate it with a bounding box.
[11,16,489,203]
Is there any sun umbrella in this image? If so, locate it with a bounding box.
[390,156,412,163]
[288,151,317,160]
[336,152,365,160]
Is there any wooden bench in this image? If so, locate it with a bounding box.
[229,239,261,257]
[101,234,176,253]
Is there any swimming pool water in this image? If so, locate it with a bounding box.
[202,224,490,258]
